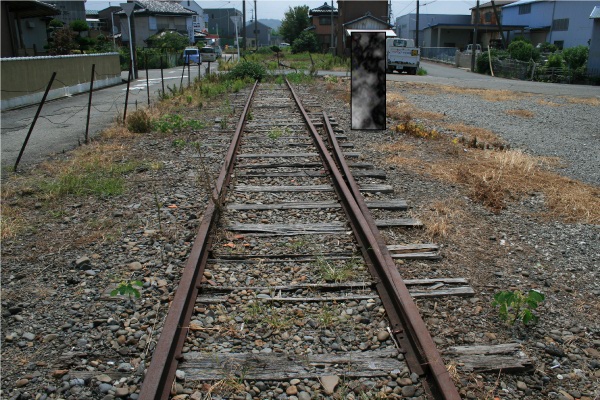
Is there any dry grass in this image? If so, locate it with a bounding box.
[377,141,415,153]
[0,203,27,240]
[443,123,504,147]
[420,199,468,239]
[564,97,600,106]
[439,86,530,102]
[537,99,562,107]
[380,140,600,223]
[506,109,535,118]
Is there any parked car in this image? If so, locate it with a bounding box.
[280,42,290,47]
[200,46,217,62]
[213,46,223,58]
[183,47,201,64]
[464,44,482,54]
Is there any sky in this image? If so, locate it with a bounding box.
[85,1,477,21]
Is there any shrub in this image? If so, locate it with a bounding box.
[292,31,319,54]
[546,53,564,69]
[227,61,266,81]
[508,40,539,62]
[562,45,588,70]
[127,110,152,133]
[538,42,557,53]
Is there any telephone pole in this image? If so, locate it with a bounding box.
[415,0,419,47]
[242,0,246,51]
[254,0,258,50]
[471,0,480,72]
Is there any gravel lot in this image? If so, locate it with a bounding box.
[1,77,599,400]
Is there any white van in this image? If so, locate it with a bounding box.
[200,47,217,62]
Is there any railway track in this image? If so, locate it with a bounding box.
[138,80,461,399]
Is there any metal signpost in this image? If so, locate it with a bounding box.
[231,15,241,61]
[121,3,136,77]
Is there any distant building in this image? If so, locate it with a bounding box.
[204,8,242,40]
[98,6,122,37]
[309,2,338,53]
[1,0,60,57]
[336,0,390,55]
[46,1,86,25]
[179,1,205,33]
[246,20,271,48]
[395,13,471,46]
[116,0,196,47]
[501,0,596,49]
[588,6,600,75]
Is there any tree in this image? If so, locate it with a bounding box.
[70,20,89,36]
[292,31,319,54]
[279,5,310,44]
[145,31,190,50]
[47,27,78,55]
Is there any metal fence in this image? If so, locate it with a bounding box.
[491,58,532,80]
[420,47,457,64]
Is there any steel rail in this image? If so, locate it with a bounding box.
[285,77,460,399]
[321,112,460,399]
[138,80,259,400]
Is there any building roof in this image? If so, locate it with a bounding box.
[3,0,59,18]
[117,0,196,16]
[473,1,517,10]
[502,0,546,9]
[309,2,338,16]
[343,12,393,28]
[591,6,600,19]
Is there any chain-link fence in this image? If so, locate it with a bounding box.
[420,47,457,64]
[490,58,533,80]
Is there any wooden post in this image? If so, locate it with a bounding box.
[123,61,132,122]
[85,64,96,144]
[14,72,56,171]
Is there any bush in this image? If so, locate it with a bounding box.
[292,31,319,54]
[227,61,266,81]
[256,47,273,55]
[546,53,564,68]
[562,45,588,70]
[508,40,539,62]
[538,42,557,53]
[127,110,152,133]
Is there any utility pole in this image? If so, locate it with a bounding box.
[490,0,506,49]
[254,0,258,51]
[471,0,480,72]
[415,0,419,47]
[242,0,246,51]
[330,0,334,55]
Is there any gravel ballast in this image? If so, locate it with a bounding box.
[2,77,599,400]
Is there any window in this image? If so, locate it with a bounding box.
[553,40,564,50]
[552,18,569,31]
[319,16,331,25]
[149,16,157,30]
[518,4,531,14]
[485,12,492,23]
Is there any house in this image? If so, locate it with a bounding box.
[341,12,394,55]
[309,2,338,53]
[179,1,205,33]
[46,1,86,25]
[203,7,242,43]
[395,13,471,47]
[336,0,389,54]
[501,0,597,49]
[1,0,60,57]
[589,6,600,74]
[246,20,271,48]
[117,0,196,47]
[470,1,518,48]
[98,6,122,37]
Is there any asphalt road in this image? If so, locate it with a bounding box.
[1,61,214,172]
[387,60,600,97]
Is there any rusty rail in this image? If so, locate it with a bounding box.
[138,80,258,400]
[285,78,460,399]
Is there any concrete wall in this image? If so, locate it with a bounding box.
[589,19,600,73]
[0,53,121,110]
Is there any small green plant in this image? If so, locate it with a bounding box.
[172,138,186,148]
[110,280,143,300]
[267,127,286,140]
[492,290,545,326]
[417,67,427,76]
[316,256,356,283]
